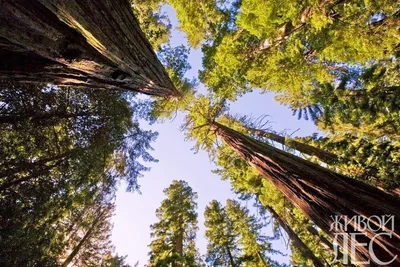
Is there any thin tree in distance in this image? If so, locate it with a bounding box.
[148,180,202,267]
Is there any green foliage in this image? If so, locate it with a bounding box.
[297,134,400,190]
[132,0,171,50]
[0,85,158,265]
[101,254,133,267]
[152,45,197,120]
[182,0,400,109]
[182,95,227,153]
[148,180,202,266]
[166,0,229,48]
[60,196,116,266]
[204,200,240,266]
[204,199,279,266]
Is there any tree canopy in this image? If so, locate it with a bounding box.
[1,0,399,265]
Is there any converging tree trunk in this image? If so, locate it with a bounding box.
[266,206,325,267]
[212,122,400,266]
[0,0,179,97]
[307,225,355,266]
[245,126,338,164]
[241,121,400,197]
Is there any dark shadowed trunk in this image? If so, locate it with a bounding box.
[0,0,179,97]
[0,149,75,179]
[226,246,236,267]
[212,122,400,266]
[0,111,93,125]
[0,159,65,192]
[267,206,325,267]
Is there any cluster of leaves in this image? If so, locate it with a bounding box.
[204,199,281,267]
[170,0,400,146]
[194,0,399,99]
[131,0,171,50]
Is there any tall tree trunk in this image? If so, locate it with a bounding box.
[174,215,184,267]
[245,126,338,164]
[266,206,325,267]
[307,226,355,267]
[245,123,400,197]
[212,122,400,266]
[61,208,106,267]
[226,246,236,267]
[0,0,179,98]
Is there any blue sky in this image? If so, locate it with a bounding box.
[111,6,318,266]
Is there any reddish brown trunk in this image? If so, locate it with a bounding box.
[247,127,338,164]
[212,122,400,266]
[248,127,400,197]
[175,215,184,267]
[0,0,179,98]
[267,206,325,267]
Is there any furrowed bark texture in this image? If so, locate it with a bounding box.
[212,122,400,266]
[247,126,400,196]
[247,127,338,164]
[0,0,179,97]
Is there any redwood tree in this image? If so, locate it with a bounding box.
[266,206,325,267]
[0,0,179,97]
[210,121,400,265]
[148,180,201,266]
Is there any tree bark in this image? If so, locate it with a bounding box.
[174,215,184,267]
[0,0,179,98]
[248,128,400,197]
[266,206,325,267]
[212,121,400,266]
[246,126,338,164]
